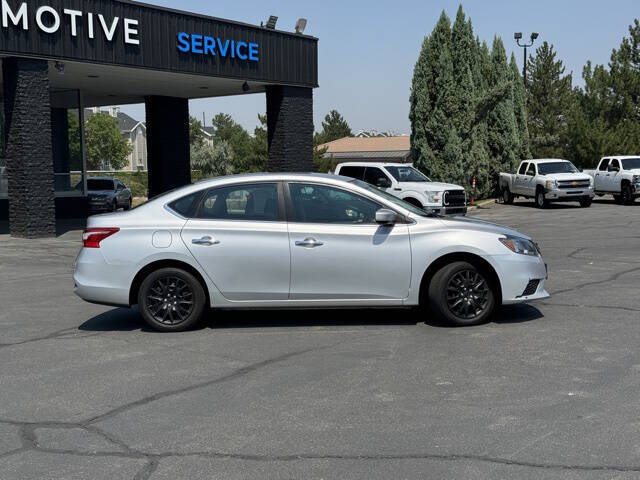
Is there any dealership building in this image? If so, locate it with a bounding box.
[0,0,318,237]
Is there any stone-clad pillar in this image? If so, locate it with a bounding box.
[145,96,191,199]
[266,86,314,172]
[2,58,56,238]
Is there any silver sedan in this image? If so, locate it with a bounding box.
[74,173,549,331]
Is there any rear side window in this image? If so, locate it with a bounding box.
[195,183,279,221]
[518,163,528,175]
[339,166,366,180]
[167,191,203,218]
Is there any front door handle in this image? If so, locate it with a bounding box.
[192,236,220,246]
[295,238,324,248]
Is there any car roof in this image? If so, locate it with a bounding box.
[524,159,571,164]
[337,162,413,168]
[601,155,640,160]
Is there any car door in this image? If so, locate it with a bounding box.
[181,182,291,301]
[607,159,621,192]
[286,182,411,302]
[595,159,610,191]
[515,163,528,195]
[525,163,537,196]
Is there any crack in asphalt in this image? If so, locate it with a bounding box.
[0,327,87,350]
[539,302,640,313]
[550,265,640,296]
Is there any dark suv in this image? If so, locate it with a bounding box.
[84,177,133,213]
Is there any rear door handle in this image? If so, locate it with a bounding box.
[192,236,220,246]
[295,238,324,248]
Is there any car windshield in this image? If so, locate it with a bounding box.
[537,162,579,175]
[384,166,431,183]
[622,158,640,170]
[87,179,115,191]
[351,179,434,217]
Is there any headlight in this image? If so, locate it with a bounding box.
[425,191,441,204]
[545,180,558,190]
[499,235,539,256]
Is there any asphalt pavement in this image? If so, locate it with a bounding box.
[1,196,640,479]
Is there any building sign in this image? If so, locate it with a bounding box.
[1,0,140,44]
[177,32,259,62]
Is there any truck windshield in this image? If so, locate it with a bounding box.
[537,162,579,175]
[384,166,431,183]
[351,180,433,217]
[622,158,640,170]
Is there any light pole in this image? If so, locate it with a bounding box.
[514,32,539,85]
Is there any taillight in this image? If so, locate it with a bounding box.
[83,228,120,248]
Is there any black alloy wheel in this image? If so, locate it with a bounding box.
[138,268,206,332]
[428,261,496,326]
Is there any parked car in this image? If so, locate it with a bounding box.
[499,159,594,208]
[583,156,640,205]
[334,162,467,216]
[74,173,549,332]
[85,177,133,212]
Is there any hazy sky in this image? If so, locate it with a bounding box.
[121,0,639,134]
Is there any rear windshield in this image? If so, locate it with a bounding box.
[622,158,640,170]
[537,162,578,175]
[87,179,114,191]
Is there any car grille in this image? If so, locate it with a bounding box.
[557,180,590,189]
[520,279,541,297]
[443,190,466,207]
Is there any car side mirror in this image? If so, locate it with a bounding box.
[376,209,398,226]
[376,178,392,189]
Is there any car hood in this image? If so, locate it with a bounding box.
[400,182,464,192]
[542,173,592,182]
[436,215,531,240]
[624,168,640,175]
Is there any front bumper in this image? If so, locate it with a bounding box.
[490,253,550,304]
[545,187,594,200]
[425,205,468,216]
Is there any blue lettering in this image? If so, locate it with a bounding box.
[236,41,248,60]
[177,32,190,52]
[248,43,259,62]
[217,38,230,57]
[204,36,216,56]
[230,40,236,58]
[191,34,203,54]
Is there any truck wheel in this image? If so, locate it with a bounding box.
[428,261,496,327]
[613,194,622,204]
[138,268,206,332]
[579,197,592,208]
[621,185,633,205]
[535,189,548,209]
[502,188,514,205]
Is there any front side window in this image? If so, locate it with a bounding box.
[196,183,279,221]
[87,179,115,191]
[526,164,536,176]
[363,167,390,186]
[622,158,640,170]
[288,183,381,224]
[385,166,431,182]
[537,162,578,175]
[609,159,620,170]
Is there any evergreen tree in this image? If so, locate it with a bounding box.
[314,110,352,145]
[526,42,573,158]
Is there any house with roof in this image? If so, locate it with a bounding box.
[317,136,412,164]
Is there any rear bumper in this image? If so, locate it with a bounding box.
[73,249,131,307]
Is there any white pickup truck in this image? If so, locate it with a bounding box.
[334,162,467,216]
[583,156,640,205]
[499,159,594,208]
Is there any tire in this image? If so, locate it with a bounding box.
[428,261,496,327]
[112,200,118,212]
[579,197,592,208]
[404,198,423,209]
[124,198,132,211]
[502,188,514,205]
[621,184,634,205]
[137,268,206,332]
[613,194,622,204]
[535,189,548,209]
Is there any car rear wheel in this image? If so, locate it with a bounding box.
[138,268,206,332]
[502,188,514,205]
[428,261,496,327]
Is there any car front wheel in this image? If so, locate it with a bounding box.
[138,268,206,332]
[579,197,592,208]
[428,261,496,326]
[535,190,548,209]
